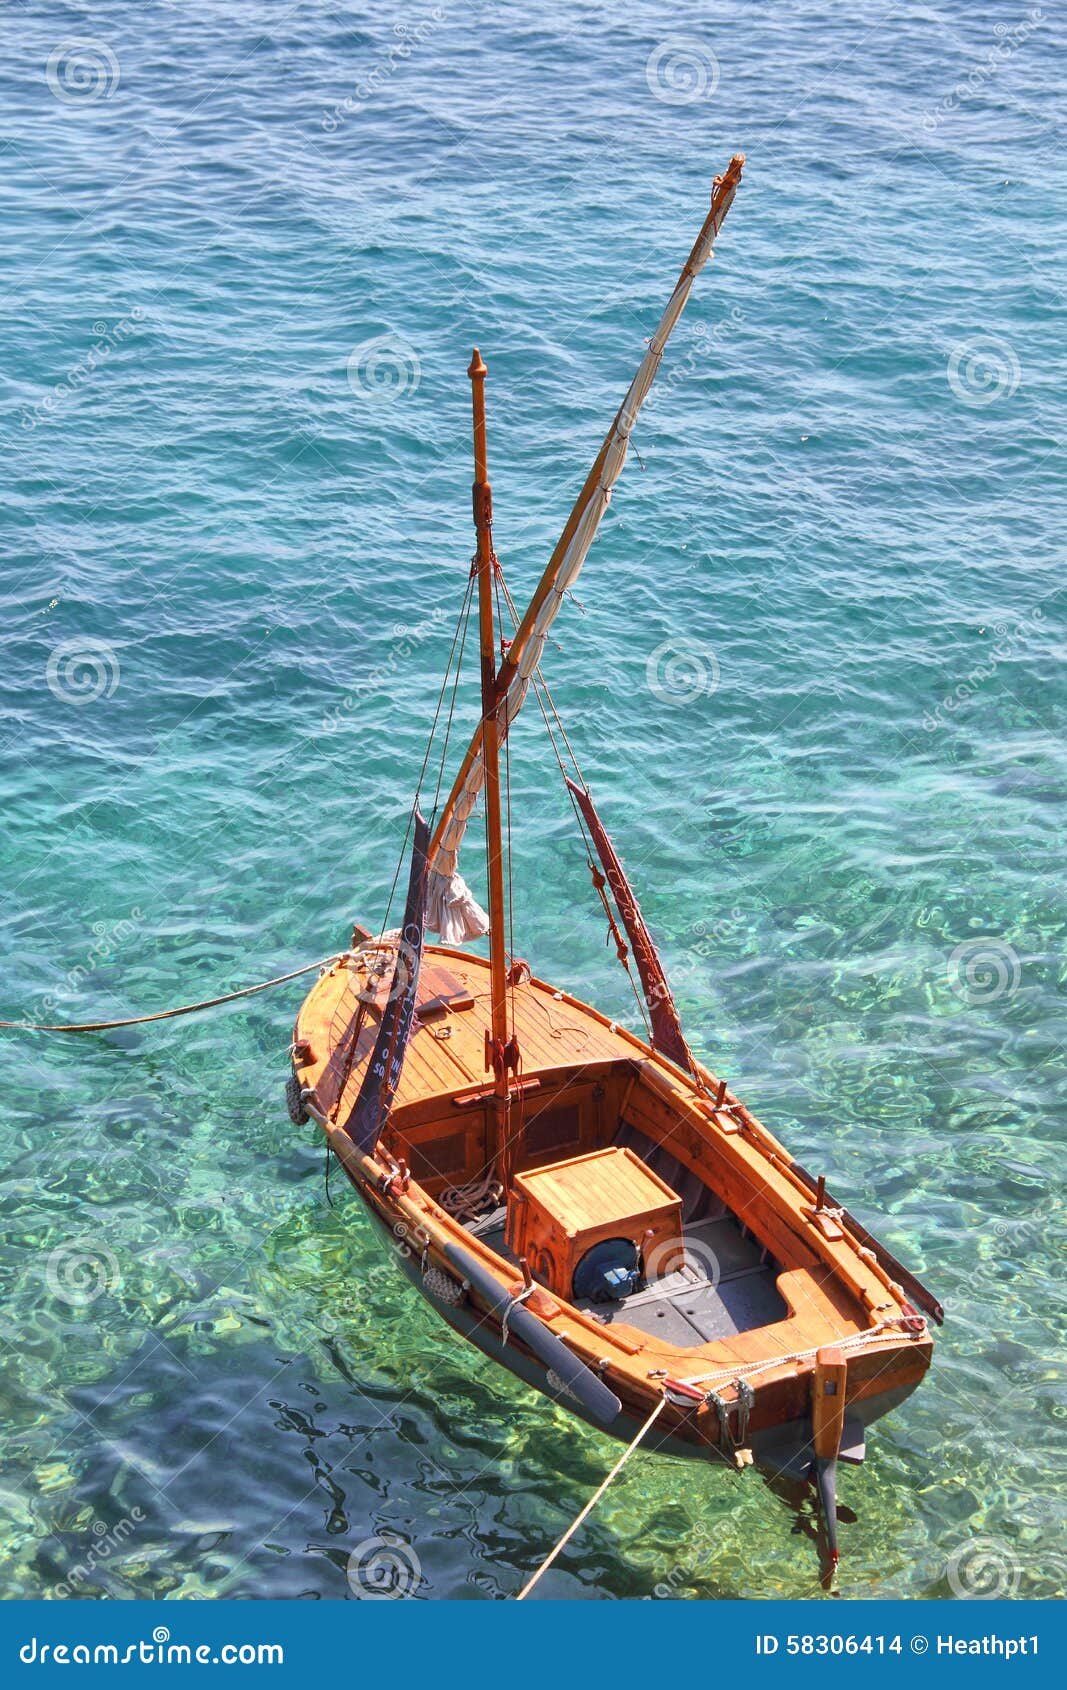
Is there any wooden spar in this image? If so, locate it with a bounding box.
[566,777,695,1074]
[493,156,744,706]
[428,156,746,877]
[468,349,511,1163]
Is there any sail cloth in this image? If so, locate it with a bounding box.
[425,157,746,928]
[565,779,694,1073]
[342,809,431,1153]
[425,862,489,944]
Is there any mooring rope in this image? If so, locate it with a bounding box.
[516,1395,667,1600]
[0,956,342,1034]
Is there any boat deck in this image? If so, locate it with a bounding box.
[302,945,646,1128]
[471,1207,788,1347]
[467,1123,789,1348]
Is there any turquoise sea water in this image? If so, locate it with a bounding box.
[1,0,1064,1601]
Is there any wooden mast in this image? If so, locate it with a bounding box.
[468,349,511,1162]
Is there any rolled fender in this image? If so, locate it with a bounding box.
[444,1240,622,1427]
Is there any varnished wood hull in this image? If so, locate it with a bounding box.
[361,1196,921,1470]
[291,944,936,1467]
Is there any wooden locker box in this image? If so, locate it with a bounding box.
[506,1145,684,1301]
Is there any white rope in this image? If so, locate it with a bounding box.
[680,1318,907,1389]
[516,1396,667,1600]
[516,1319,912,1598]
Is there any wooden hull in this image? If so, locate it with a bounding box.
[290,944,936,1468]
[362,1197,920,1470]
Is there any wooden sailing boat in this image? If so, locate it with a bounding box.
[288,156,939,1576]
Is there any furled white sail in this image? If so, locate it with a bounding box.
[426,158,745,934]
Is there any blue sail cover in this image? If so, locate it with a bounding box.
[342,809,430,1153]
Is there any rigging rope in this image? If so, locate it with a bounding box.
[495,559,518,1028]
[429,571,475,822]
[371,574,476,951]
[515,1395,668,1600]
[326,576,477,1065]
[0,956,342,1035]
[495,564,653,1042]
